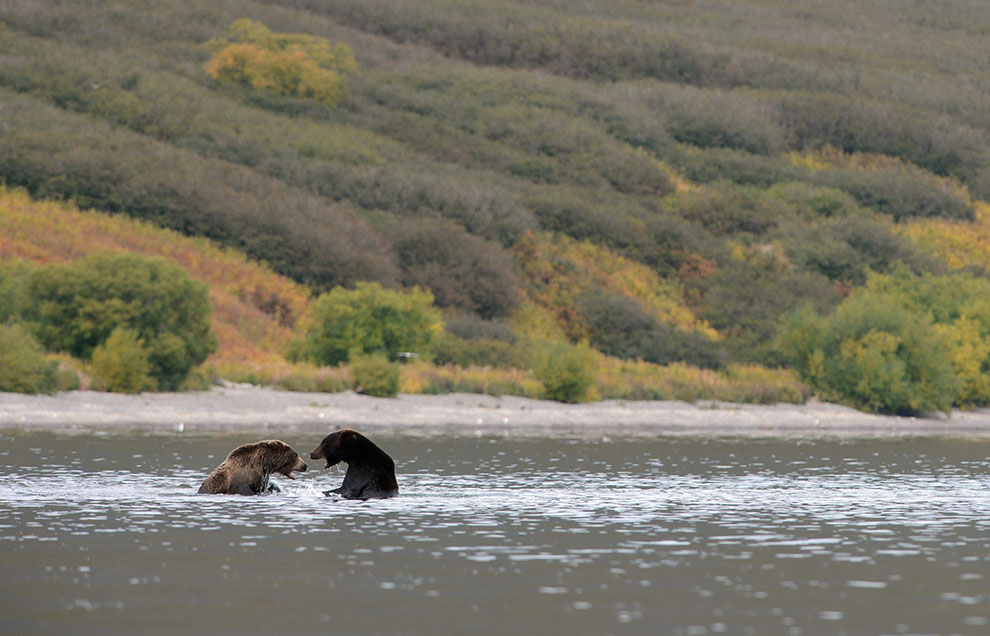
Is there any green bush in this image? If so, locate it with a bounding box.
[350,353,400,397]
[782,271,990,412]
[28,251,217,390]
[777,93,984,182]
[385,217,521,319]
[0,260,36,324]
[776,214,942,286]
[432,333,528,369]
[675,147,806,187]
[691,261,840,366]
[670,182,781,236]
[779,291,958,415]
[443,314,517,342]
[763,182,863,220]
[521,186,663,259]
[660,85,785,154]
[811,167,973,222]
[533,341,597,403]
[866,271,990,408]
[91,327,153,393]
[296,282,444,366]
[432,315,528,368]
[0,323,59,394]
[55,366,82,392]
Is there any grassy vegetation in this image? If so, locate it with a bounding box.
[2,0,989,409]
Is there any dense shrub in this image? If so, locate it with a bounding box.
[328,162,536,247]
[533,341,597,403]
[866,271,990,407]
[777,93,986,182]
[576,290,726,369]
[3,0,989,394]
[670,182,781,236]
[811,167,973,222]
[28,251,217,390]
[349,353,400,397]
[295,282,444,366]
[691,262,840,365]
[0,323,59,394]
[0,89,399,290]
[431,333,528,370]
[777,215,942,285]
[432,315,527,368]
[386,217,520,319]
[522,186,657,255]
[778,292,957,415]
[636,213,726,278]
[205,19,356,107]
[763,182,863,219]
[300,0,847,90]
[443,314,517,343]
[674,148,806,188]
[477,103,673,196]
[91,327,153,393]
[656,85,785,154]
[0,260,36,324]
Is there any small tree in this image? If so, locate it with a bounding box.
[297,282,444,366]
[0,323,59,394]
[350,353,400,398]
[779,288,958,415]
[533,341,597,403]
[205,19,357,106]
[28,251,217,390]
[92,328,153,394]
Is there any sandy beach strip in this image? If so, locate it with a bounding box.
[3,384,990,438]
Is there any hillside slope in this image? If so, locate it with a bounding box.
[1,0,988,371]
[0,186,308,365]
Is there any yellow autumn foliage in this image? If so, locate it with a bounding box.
[902,201,990,273]
[513,232,717,341]
[205,19,356,106]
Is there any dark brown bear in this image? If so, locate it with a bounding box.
[310,429,398,499]
[198,440,307,495]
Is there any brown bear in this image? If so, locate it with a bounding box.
[198,440,308,495]
[310,429,398,499]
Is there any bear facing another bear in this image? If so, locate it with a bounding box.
[198,429,398,500]
[197,439,308,495]
[309,429,399,500]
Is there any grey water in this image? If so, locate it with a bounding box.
[1,431,989,636]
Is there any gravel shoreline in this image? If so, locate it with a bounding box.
[3,384,990,438]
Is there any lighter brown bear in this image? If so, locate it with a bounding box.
[198,440,307,495]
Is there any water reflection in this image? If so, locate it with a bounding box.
[1,432,989,635]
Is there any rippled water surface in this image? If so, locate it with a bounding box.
[2,430,990,635]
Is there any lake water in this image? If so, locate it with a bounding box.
[1,430,989,635]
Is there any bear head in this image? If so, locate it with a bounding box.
[229,439,308,479]
[309,429,372,469]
